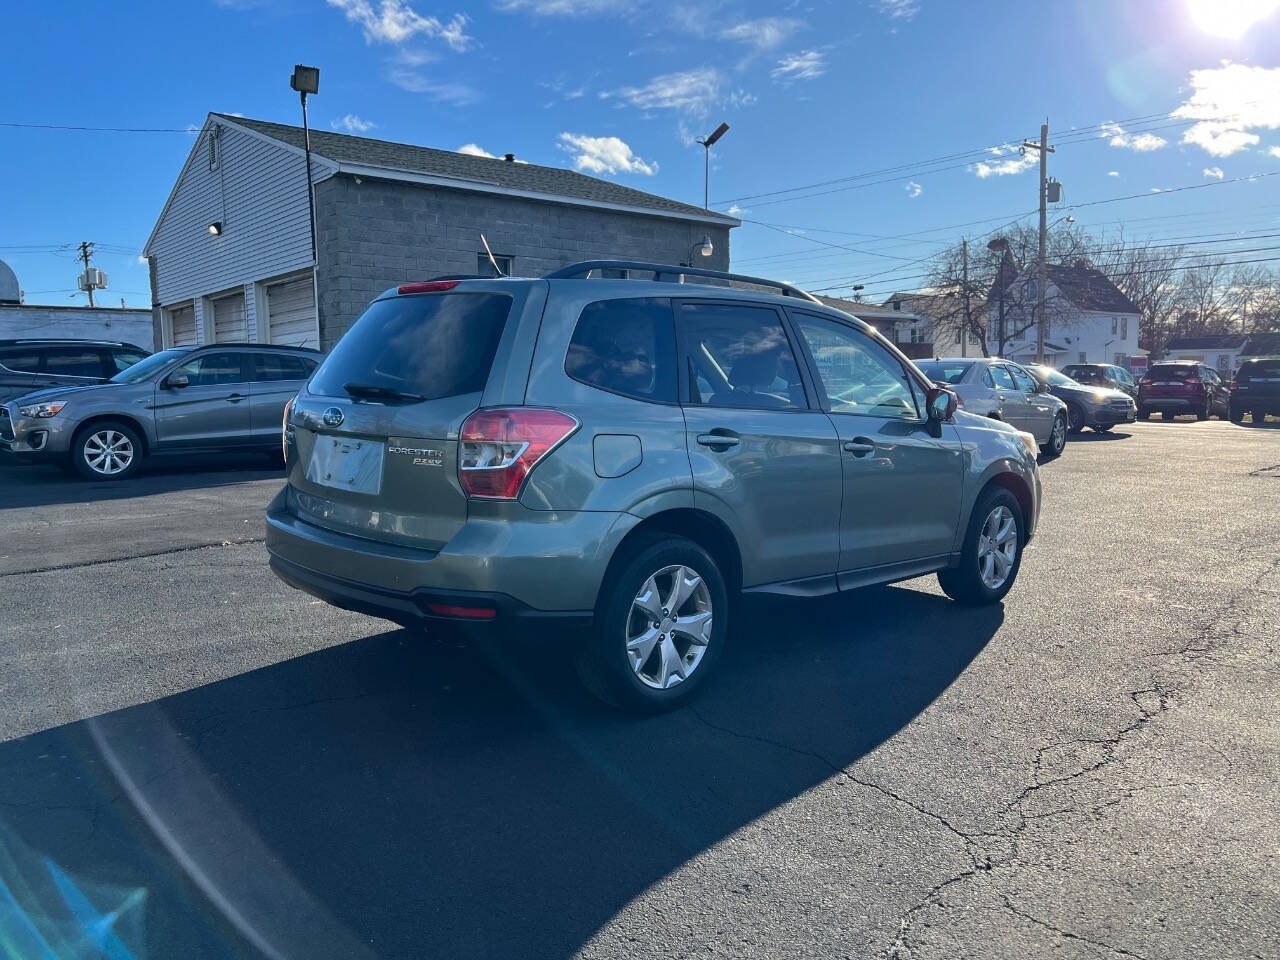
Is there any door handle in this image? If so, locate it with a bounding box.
[996,393,1007,400]
[226,393,245,403]
[843,437,875,457]
[696,432,740,448]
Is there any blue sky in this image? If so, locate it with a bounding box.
[2,0,1278,308]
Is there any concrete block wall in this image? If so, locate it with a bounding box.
[0,304,157,350]
[313,175,732,350]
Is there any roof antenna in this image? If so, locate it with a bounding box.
[480,233,505,277]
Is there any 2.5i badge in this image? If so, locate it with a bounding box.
[388,444,444,467]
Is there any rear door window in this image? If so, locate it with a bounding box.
[0,350,42,373]
[310,293,512,400]
[253,353,316,382]
[565,298,677,402]
[677,302,807,411]
[43,347,107,378]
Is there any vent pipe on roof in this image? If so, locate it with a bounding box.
[504,153,515,163]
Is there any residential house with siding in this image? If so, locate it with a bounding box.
[144,114,738,353]
[1165,333,1280,374]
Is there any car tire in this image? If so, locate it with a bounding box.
[1162,411,1175,421]
[1066,403,1086,434]
[1230,406,1244,424]
[576,534,729,712]
[1254,410,1267,425]
[1094,424,1113,432]
[1043,413,1067,458]
[70,420,145,481]
[937,486,1025,606]
[1196,400,1210,421]
[1138,407,1151,421]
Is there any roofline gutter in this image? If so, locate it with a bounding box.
[333,162,741,228]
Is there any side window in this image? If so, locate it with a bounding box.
[110,349,149,373]
[791,313,920,419]
[0,350,43,373]
[678,302,806,411]
[252,353,313,382]
[981,367,995,388]
[991,365,1017,391]
[565,298,677,403]
[177,352,246,386]
[43,347,106,378]
[1009,366,1037,393]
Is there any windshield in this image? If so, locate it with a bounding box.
[917,361,971,384]
[1028,364,1077,387]
[109,348,192,383]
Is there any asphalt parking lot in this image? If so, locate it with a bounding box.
[1,419,1278,960]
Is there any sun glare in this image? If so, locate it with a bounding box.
[1187,0,1280,38]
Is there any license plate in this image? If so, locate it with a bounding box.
[306,436,385,495]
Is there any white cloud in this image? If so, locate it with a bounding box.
[557,133,656,175]
[386,47,478,101]
[457,143,495,157]
[1270,146,1280,159]
[875,0,920,20]
[1172,63,1280,157]
[1203,165,1225,180]
[726,203,748,216]
[905,180,922,198]
[1107,170,1119,176]
[136,254,148,266]
[331,114,376,133]
[1100,121,1167,152]
[496,0,625,13]
[326,0,472,50]
[986,144,1011,156]
[720,17,802,50]
[726,89,757,108]
[972,152,1037,178]
[608,68,720,115]
[771,50,825,82]
[184,123,201,136]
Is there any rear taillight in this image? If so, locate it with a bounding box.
[398,280,460,294]
[1229,379,1237,390]
[282,396,295,463]
[459,407,578,499]
[1139,376,1152,385]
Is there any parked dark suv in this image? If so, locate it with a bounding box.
[1229,357,1280,424]
[0,339,150,404]
[266,262,1042,711]
[1138,362,1230,421]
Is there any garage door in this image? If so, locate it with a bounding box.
[170,305,196,347]
[212,292,246,342]
[266,276,317,348]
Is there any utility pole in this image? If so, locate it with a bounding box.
[1022,121,1055,363]
[78,241,96,307]
[961,238,970,356]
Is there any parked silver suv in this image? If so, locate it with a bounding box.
[2,343,319,480]
[266,263,1041,710]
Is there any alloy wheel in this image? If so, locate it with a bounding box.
[977,505,1018,590]
[1049,416,1066,453]
[83,430,135,476]
[626,564,713,690]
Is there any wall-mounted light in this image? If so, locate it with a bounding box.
[208,221,223,236]
[694,236,714,258]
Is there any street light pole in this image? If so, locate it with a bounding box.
[291,65,320,262]
[696,122,730,210]
[1022,122,1055,364]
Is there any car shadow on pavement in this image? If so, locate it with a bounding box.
[1070,430,1132,442]
[0,585,1001,960]
[0,456,283,509]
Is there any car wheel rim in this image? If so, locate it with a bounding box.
[1051,417,1065,451]
[977,505,1018,590]
[84,430,134,475]
[627,563,713,690]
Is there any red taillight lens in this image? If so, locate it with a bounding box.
[425,603,496,620]
[459,407,578,499]
[1229,379,1237,390]
[398,280,460,294]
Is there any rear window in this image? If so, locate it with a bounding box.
[565,298,676,402]
[1240,360,1280,380]
[917,361,970,384]
[310,293,512,401]
[1149,365,1197,378]
[0,349,42,373]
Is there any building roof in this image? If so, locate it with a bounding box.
[216,114,737,228]
[1166,335,1248,351]
[816,295,918,321]
[1242,332,1280,356]
[0,259,18,304]
[1044,264,1138,314]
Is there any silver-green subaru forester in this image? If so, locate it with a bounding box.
[267,262,1041,710]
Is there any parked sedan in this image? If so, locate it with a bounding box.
[1060,363,1139,399]
[1,344,320,480]
[917,358,1068,457]
[1229,356,1280,424]
[1137,362,1230,421]
[1022,363,1137,433]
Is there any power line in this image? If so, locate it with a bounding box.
[0,121,193,133]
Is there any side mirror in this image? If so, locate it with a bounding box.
[1035,380,1050,393]
[926,386,956,422]
[165,372,190,389]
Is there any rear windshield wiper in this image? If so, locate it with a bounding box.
[342,381,427,403]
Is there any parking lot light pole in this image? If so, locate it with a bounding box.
[696,122,730,210]
[290,65,320,261]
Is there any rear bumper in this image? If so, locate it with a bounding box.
[1139,396,1197,411]
[1230,394,1280,414]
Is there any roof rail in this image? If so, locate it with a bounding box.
[543,260,821,304]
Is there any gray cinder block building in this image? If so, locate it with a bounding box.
[145,113,738,352]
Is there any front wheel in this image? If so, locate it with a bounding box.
[937,487,1025,606]
[1043,413,1067,458]
[1066,404,1086,434]
[70,421,145,481]
[577,535,728,711]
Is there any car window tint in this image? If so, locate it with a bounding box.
[0,350,42,373]
[564,298,676,402]
[991,365,1017,390]
[178,352,245,386]
[792,313,919,419]
[678,302,806,410]
[1009,366,1036,392]
[110,350,149,373]
[253,353,313,382]
[43,348,105,378]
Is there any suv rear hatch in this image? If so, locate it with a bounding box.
[1235,359,1280,401]
[1141,364,1203,400]
[286,283,525,551]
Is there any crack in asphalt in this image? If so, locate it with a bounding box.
[1002,896,1154,960]
[0,536,266,577]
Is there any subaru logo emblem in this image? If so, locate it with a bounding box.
[322,406,344,428]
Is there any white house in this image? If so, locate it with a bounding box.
[988,263,1141,369]
[1162,335,1249,375]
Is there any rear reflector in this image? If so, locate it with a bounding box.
[459,407,578,499]
[398,280,461,294]
[426,603,497,620]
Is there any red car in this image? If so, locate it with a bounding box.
[1138,362,1231,421]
